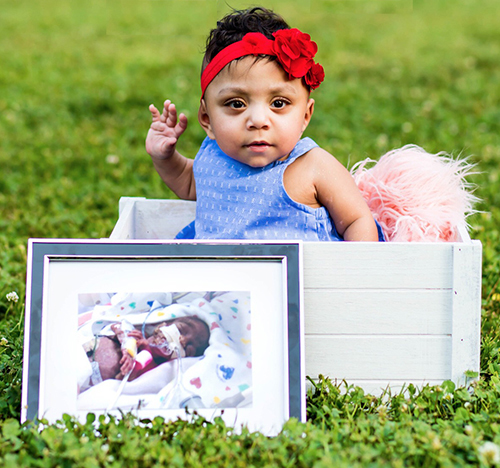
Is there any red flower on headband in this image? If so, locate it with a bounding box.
[305,62,325,90]
[242,32,273,53]
[272,28,321,83]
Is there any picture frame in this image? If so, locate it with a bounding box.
[22,239,304,436]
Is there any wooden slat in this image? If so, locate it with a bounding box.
[303,242,453,289]
[304,289,452,335]
[134,198,196,239]
[451,243,482,385]
[305,335,451,381]
[457,224,472,243]
[109,198,136,239]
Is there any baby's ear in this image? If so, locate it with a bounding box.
[301,98,315,132]
[184,345,196,358]
[198,100,216,139]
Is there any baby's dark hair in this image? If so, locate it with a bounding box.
[182,315,210,357]
[203,7,289,68]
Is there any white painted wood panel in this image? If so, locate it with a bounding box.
[121,197,196,239]
[303,242,453,290]
[304,289,452,335]
[109,197,482,392]
[305,335,451,380]
[451,243,482,386]
[110,197,136,239]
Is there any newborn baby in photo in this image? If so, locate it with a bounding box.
[86,316,210,384]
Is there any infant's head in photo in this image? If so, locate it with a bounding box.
[150,316,210,358]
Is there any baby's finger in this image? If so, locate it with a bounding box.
[171,113,188,138]
[176,113,188,133]
[149,104,161,121]
[161,99,172,123]
[166,104,179,128]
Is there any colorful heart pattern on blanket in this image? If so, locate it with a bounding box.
[181,291,252,408]
[217,365,235,381]
[190,377,202,389]
[79,291,252,409]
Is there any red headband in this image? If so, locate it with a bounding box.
[201,29,325,97]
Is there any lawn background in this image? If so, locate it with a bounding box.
[1,0,500,465]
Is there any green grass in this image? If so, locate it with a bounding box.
[1,0,500,465]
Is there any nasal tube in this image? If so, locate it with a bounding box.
[159,324,186,357]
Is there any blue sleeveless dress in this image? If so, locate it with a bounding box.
[176,137,384,241]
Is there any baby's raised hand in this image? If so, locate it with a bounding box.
[146,100,188,160]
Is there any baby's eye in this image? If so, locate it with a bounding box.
[226,100,246,109]
[271,99,288,109]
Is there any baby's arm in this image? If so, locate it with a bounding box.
[300,148,379,241]
[145,100,196,200]
[111,326,146,378]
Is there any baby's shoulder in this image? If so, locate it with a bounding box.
[285,145,353,196]
[284,144,353,207]
[289,145,346,175]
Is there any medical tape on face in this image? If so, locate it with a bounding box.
[159,324,186,358]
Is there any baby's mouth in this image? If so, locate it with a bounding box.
[246,141,272,152]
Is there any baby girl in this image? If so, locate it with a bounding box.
[145,7,384,242]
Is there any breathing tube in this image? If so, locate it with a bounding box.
[106,319,137,412]
[140,309,203,409]
[106,309,203,411]
[142,299,206,408]
[157,324,204,409]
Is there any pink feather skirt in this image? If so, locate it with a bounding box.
[351,145,478,242]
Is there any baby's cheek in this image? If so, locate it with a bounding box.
[151,335,164,346]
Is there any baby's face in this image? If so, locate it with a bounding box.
[150,317,209,357]
[199,56,314,168]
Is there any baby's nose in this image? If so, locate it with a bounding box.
[247,105,270,129]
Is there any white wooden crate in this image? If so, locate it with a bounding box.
[110,197,482,394]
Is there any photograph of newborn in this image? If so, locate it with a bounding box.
[76,291,252,412]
